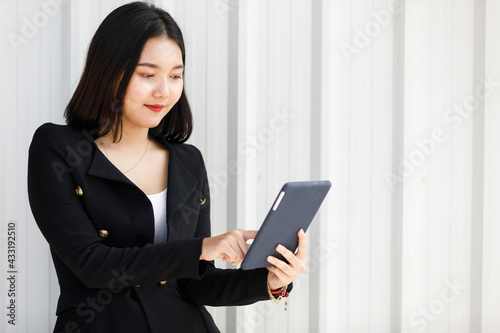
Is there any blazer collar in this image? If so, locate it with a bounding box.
[87,134,199,242]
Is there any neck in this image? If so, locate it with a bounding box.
[102,124,150,149]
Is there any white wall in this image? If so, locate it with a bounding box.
[1,0,499,332]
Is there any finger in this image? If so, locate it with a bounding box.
[227,243,245,264]
[274,244,306,275]
[233,230,257,261]
[220,231,245,263]
[295,229,307,260]
[275,244,298,267]
[221,243,239,262]
[234,233,252,262]
[267,255,296,277]
[235,238,250,260]
[230,243,246,264]
[244,238,254,253]
[266,266,290,285]
[241,229,258,241]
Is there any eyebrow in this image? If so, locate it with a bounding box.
[137,63,184,70]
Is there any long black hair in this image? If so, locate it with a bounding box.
[65,1,192,143]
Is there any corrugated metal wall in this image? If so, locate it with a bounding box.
[1,0,499,332]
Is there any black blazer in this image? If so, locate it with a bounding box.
[28,123,272,333]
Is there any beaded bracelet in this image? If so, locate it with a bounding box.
[267,281,289,311]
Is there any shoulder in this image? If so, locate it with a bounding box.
[170,142,203,159]
[153,134,205,165]
[32,122,89,140]
[169,142,206,167]
[31,123,96,147]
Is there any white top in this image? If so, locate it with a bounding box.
[147,188,168,244]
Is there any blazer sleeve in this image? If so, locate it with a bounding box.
[176,147,292,306]
[27,124,209,289]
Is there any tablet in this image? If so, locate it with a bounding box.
[240,180,331,270]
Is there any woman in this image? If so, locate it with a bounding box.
[28,2,306,332]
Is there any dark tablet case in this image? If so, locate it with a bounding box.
[240,180,331,270]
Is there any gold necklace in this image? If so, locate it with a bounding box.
[100,138,150,174]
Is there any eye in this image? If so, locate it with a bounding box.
[139,73,154,78]
[171,75,183,80]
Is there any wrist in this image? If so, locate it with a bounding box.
[266,277,282,291]
[266,280,288,304]
[269,284,283,292]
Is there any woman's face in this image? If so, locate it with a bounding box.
[122,36,184,131]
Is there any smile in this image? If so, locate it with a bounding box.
[145,104,165,112]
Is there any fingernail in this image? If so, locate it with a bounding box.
[267,256,274,262]
[277,245,283,250]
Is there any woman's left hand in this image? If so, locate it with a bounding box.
[266,229,307,290]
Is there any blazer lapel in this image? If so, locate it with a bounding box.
[155,137,200,242]
[88,144,134,185]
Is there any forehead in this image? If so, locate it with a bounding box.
[138,36,183,66]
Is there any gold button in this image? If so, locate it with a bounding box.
[75,186,83,196]
[200,197,206,205]
[99,230,109,238]
[159,280,167,285]
[136,285,141,287]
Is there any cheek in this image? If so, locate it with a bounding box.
[173,83,184,102]
[125,78,149,104]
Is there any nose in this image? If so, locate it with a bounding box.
[153,77,169,99]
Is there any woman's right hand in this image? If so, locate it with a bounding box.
[200,229,258,265]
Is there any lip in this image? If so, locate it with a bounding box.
[145,104,165,112]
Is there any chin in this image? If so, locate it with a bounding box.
[141,115,166,129]
[144,121,163,130]
[125,111,168,130]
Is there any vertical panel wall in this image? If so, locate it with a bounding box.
[481,1,500,332]
[402,1,475,333]
[1,0,499,332]
[326,0,396,332]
